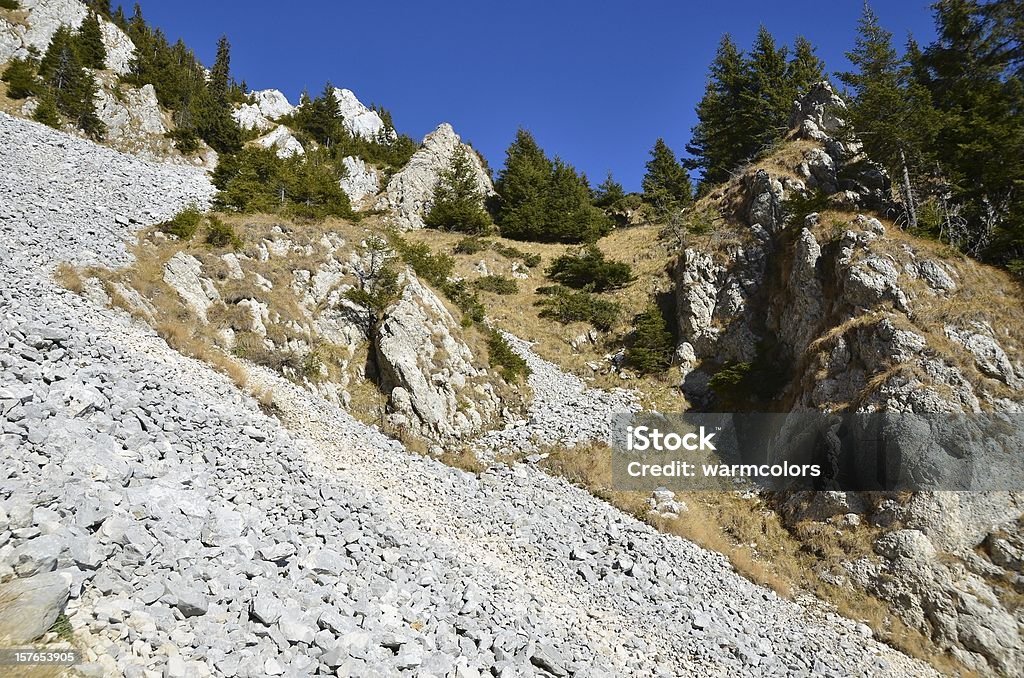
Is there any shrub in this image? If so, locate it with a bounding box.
[31,93,61,128]
[388,233,454,287]
[493,243,542,268]
[0,0,20,10]
[486,328,530,382]
[546,245,635,292]
[474,275,518,295]
[454,236,491,255]
[626,305,674,373]
[708,362,755,410]
[205,216,241,248]
[166,128,201,154]
[442,279,485,326]
[535,285,620,331]
[159,205,203,239]
[781,189,829,228]
[1,58,39,99]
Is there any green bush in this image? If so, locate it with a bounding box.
[781,189,829,228]
[486,328,530,382]
[32,93,61,129]
[388,234,454,287]
[166,128,201,155]
[546,245,635,292]
[1,58,39,99]
[159,205,203,239]
[474,275,518,295]
[493,243,542,268]
[535,285,620,331]
[708,362,755,410]
[454,236,491,254]
[0,0,20,10]
[626,305,674,374]
[205,216,241,248]
[441,279,485,326]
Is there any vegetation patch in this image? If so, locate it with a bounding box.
[534,285,620,331]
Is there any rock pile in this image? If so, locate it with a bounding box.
[0,106,938,677]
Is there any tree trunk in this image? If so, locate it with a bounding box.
[899,148,917,231]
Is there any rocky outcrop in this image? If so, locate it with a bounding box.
[338,155,380,207]
[332,87,390,141]
[375,270,504,443]
[233,89,295,132]
[255,125,304,158]
[374,123,493,230]
[0,0,134,75]
[672,85,1024,674]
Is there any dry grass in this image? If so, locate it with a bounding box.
[52,262,84,294]
[539,441,973,676]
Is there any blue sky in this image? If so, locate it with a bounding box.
[136,1,936,191]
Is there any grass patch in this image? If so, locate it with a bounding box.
[474,275,518,295]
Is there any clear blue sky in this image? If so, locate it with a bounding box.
[135,1,936,191]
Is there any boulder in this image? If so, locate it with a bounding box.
[339,155,380,206]
[374,270,503,441]
[374,123,493,230]
[255,125,305,159]
[163,252,221,321]
[333,87,390,141]
[0,571,72,644]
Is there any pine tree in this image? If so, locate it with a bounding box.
[32,92,61,129]
[38,26,105,139]
[685,35,749,188]
[76,11,107,70]
[787,36,826,96]
[839,3,938,231]
[626,305,674,374]
[642,138,693,213]
[545,158,611,242]
[2,58,40,99]
[740,26,791,152]
[193,35,241,153]
[917,0,1024,260]
[424,146,492,234]
[593,171,625,208]
[494,128,554,240]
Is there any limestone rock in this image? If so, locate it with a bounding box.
[332,87,390,141]
[374,270,503,441]
[0,572,72,643]
[162,252,221,321]
[256,125,304,158]
[338,155,380,206]
[374,123,493,230]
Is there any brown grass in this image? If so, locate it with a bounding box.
[539,441,972,676]
[52,263,84,294]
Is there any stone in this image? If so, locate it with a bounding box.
[0,572,71,643]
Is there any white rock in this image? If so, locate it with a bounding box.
[332,87,389,141]
[338,155,380,206]
[255,125,304,158]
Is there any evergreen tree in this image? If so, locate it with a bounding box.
[593,171,625,208]
[2,58,40,99]
[787,36,826,96]
[494,129,609,242]
[917,0,1024,259]
[626,305,674,374]
[838,3,938,230]
[641,138,693,213]
[494,128,554,240]
[685,35,749,188]
[76,11,107,70]
[424,146,492,234]
[193,35,241,153]
[38,26,105,139]
[740,26,791,152]
[32,92,61,129]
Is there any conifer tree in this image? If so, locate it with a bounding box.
[839,3,937,230]
[593,171,625,208]
[494,128,554,240]
[2,58,40,99]
[685,35,749,188]
[76,11,108,70]
[32,92,61,129]
[425,146,492,234]
[39,26,104,139]
[787,36,825,94]
[626,305,674,374]
[193,35,241,153]
[740,26,791,151]
[642,138,693,213]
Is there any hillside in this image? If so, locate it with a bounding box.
[1,1,1023,677]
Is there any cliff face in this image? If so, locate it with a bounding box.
[673,82,1024,674]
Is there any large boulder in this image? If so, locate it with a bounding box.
[374,270,504,442]
[0,571,72,644]
[234,90,295,131]
[374,123,493,230]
